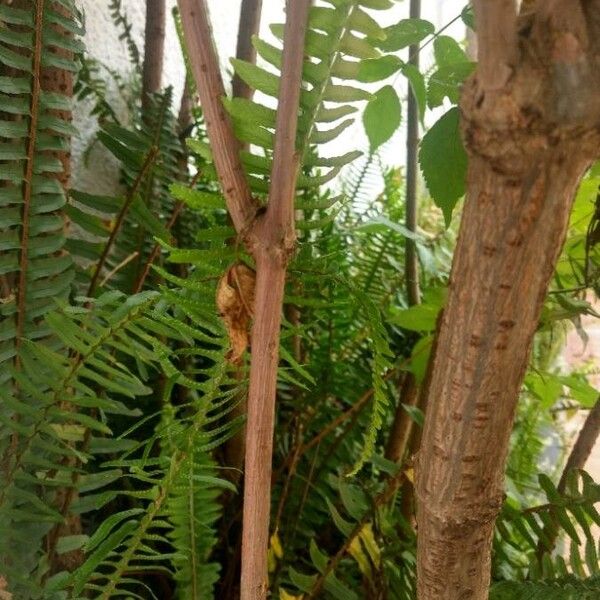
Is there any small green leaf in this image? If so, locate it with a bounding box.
[378,18,434,52]
[434,36,469,67]
[419,107,467,225]
[391,303,440,332]
[427,62,475,108]
[356,55,402,82]
[363,85,401,151]
[461,5,475,30]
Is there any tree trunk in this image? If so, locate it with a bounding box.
[141,0,166,116]
[415,1,600,598]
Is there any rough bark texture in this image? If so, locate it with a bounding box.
[233,0,262,100]
[141,0,166,116]
[415,1,600,598]
[40,0,81,573]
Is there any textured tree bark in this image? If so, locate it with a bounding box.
[141,0,166,116]
[39,0,82,574]
[415,1,600,598]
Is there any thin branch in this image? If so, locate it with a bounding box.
[87,146,158,298]
[405,0,421,307]
[534,396,600,560]
[385,374,418,462]
[473,0,518,90]
[133,202,184,293]
[557,397,600,492]
[233,0,263,100]
[141,0,166,115]
[263,0,310,242]
[177,0,256,234]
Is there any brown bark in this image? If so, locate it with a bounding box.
[233,0,262,100]
[240,2,310,595]
[415,1,600,598]
[179,1,310,597]
[141,0,166,116]
[177,0,256,234]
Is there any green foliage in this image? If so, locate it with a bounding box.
[0,2,599,600]
[0,0,81,383]
[419,107,468,226]
[490,576,600,600]
[363,85,401,151]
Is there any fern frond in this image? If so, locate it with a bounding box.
[0,0,81,382]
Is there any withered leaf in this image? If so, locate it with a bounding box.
[217,263,256,364]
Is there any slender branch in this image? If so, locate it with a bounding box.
[405,0,421,307]
[262,0,309,242]
[15,0,44,352]
[233,0,263,100]
[177,0,256,234]
[473,0,518,90]
[385,374,418,462]
[141,0,166,116]
[385,0,422,468]
[133,202,184,293]
[87,146,158,298]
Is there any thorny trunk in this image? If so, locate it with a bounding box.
[415,1,600,598]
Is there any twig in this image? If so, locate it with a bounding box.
[15,0,44,351]
[87,146,158,298]
[101,251,139,288]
